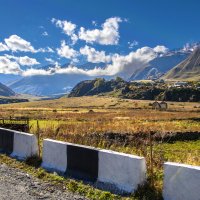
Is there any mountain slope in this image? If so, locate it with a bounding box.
[0,74,21,85]
[69,77,127,97]
[130,51,190,80]
[0,82,15,96]
[163,47,200,80]
[9,62,106,96]
[10,73,93,96]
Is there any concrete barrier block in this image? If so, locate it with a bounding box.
[42,139,67,173]
[66,142,98,181]
[0,128,14,154]
[98,149,146,193]
[163,162,200,200]
[11,131,38,160]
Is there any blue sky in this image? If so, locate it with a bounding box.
[0,0,200,77]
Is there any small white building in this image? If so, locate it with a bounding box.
[152,101,168,111]
[160,101,168,110]
[174,82,188,88]
[152,101,161,110]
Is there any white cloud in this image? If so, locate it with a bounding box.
[104,46,157,79]
[52,18,76,36]
[2,35,54,53]
[181,42,199,53]
[1,43,168,80]
[45,57,57,64]
[80,45,111,63]
[4,35,36,52]
[0,56,21,74]
[128,41,139,49]
[0,43,9,51]
[18,56,40,66]
[5,55,40,66]
[79,17,122,45]
[52,18,78,45]
[37,47,54,53]
[57,40,78,59]
[42,31,48,36]
[70,34,78,45]
[21,45,164,79]
[22,68,52,76]
[153,45,169,54]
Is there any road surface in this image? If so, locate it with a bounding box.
[0,163,87,200]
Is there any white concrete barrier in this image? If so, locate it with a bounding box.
[11,131,38,160]
[163,162,200,200]
[42,139,67,173]
[98,149,146,193]
[42,138,147,193]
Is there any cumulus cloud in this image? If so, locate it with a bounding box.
[52,18,76,35]
[0,43,9,51]
[57,40,78,59]
[4,35,36,52]
[80,45,111,63]
[0,56,21,74]
[1,42,168,80]
[18,56,40,66]
[153,45,169,54]
[52,18,78,44]
[22,68,52,76]
[45,57,56,64]
[104,47,157,79]
[79,17,122,45]
[21,45,164,78]
[5,55,40,66]
[1,35,54,53]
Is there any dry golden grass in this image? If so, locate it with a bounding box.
[0,96,200,136]
[0,96,200,111]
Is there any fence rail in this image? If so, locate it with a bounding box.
[0,117,29,132]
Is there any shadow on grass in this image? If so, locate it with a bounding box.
[25,155,42,168]
[133,181,163,200]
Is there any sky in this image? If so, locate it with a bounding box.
[0,0,200,78]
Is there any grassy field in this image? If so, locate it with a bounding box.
[0,96,200,199]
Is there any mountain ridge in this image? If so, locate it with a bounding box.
[0,82,15,96]
[163,47,200,81]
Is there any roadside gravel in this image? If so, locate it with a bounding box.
[0,163,87,200]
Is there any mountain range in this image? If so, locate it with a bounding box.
[1,45,200,97]
[9,62,106,96]
[129,51,190,80]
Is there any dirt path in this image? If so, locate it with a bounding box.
[0,163,87,200]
